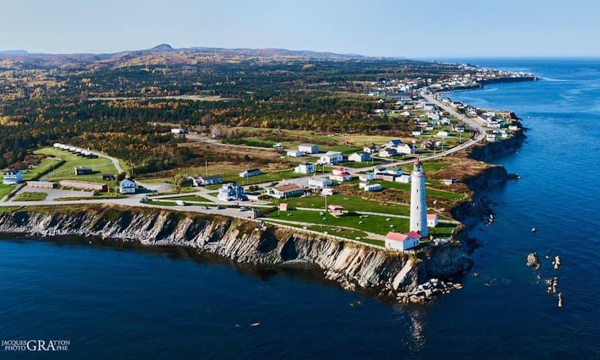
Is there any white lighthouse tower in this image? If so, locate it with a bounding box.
[410,159,428,237]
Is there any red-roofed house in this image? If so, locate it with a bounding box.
[427,214,439,228]
[385,231,420,251]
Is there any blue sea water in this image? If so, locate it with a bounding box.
[2,59,600,359]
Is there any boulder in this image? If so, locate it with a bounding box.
[526,252,540,268]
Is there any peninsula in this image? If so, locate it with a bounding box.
[0,46,534,303]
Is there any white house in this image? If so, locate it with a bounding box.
[436,131,450,138]
[189,175,223,187]
[294,163,315,174]
[395,174,412,183]
[412,130,423,136]
[486,134,498,142]
[358,173,374,182]
[395,143,414,155]
[375,167,403,177]
[269,183,304,199]
[363,145,378,154]
[171,128,187,134]
[386,139,404,148]
[330,167,352,182]
[349,152,371,163]
[508,125,519,131]
[218,183,246,201]
[379,148,397,158]
[2,170,23,185]
[319,151,343,165]
[385,231,421,252]
[427,214,439,228]
[298,144,319,154]
[287,150,303,158]
[364,183,383,192]
[239,169,262,178]
[119,178,136,194]
[308,177,333,189]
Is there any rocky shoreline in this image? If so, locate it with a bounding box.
[0,122,526,306]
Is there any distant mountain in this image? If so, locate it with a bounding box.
[0,50,29,55]
[0,44,375,70]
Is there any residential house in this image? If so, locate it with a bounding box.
[308,177,333,189]
[239,169,262,178]
[395,174,412,184]
[322,188,334,196]
[330,167,352,182]
[379,148,397,158]
[287,150,303,158]
[119,178,136,194]
[412,130,423,136]
[436,131,450,138]
[358,173,374,182]
[218,183,246,201]
[3,170,23,185]
[294,163,315,175]
[486,134,498,142]
[171,128,187,134]
[364,183,383,192]
[319,151,343,165]
[298,144,319,154]
[363,145,378,154]
[386,139,404,148]
[189,175,223,187]
[427,214,439,228]
[385,231,421,252]
[269,183,304,199]
[348,152,371,163]
[395,143,414,155]
[508,125,519,131]
[375,167,403,177]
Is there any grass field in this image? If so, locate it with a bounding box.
[166,194,215,203]
[279,194,411,216]
[23,157,64,181]
[0,206,20,213]
[34,147,119,185]
[13,192,48,202]
[373,180,466,201]
[267,210,410,236]
[0,184,15,200]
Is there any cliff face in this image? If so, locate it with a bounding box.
[469,130,526,162]
[0,206,472,300]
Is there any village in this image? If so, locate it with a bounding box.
[1,74,527,253]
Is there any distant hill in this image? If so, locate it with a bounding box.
[0,50,29,55]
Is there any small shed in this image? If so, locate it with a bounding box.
[327,205,345,217]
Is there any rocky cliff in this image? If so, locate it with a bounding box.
[0,205,472,301]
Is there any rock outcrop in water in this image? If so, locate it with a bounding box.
[0,206,473,300]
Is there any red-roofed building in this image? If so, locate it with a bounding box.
[385,231,420,251]
[327,205,345,217]
[427,214,439,228]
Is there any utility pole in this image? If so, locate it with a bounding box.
[205,160,208,176]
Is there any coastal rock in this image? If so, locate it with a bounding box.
[0,206,473,302]
[526,253,541,269]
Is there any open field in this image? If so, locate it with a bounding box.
[278,194,411,216]
[373,180,467,201]
[34,148,119,185]
[13,192,48,202]
[166,194,215,203]
[267,210,410,236]
[23,157,65,181]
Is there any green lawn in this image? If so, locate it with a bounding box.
[336,160,381,168]
[166,194,215,203]
[267,210,410,236]
[0,184,15,200]
[224,169,318,185]
[34,147,120,185]
[373,181,466,201]
[23,157,64,181]
[0,206,20,213]
[13,192,48,202]
[280,194,411,216]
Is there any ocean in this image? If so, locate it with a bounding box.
[1,58,600,359]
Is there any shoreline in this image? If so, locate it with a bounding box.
[0,77,531,304]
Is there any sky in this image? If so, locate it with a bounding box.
[1,0,599,58]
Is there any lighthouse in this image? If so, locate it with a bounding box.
[410,159,428,237]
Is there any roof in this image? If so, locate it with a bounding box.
[427,214,438,220]
[298,143,317,147]
[327,205,345,211]
[386,231,420,242]
[273,183,302,193]
[325,151,342,156]
[200,175,222,180]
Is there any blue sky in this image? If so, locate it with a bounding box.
[1,0,599,57]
